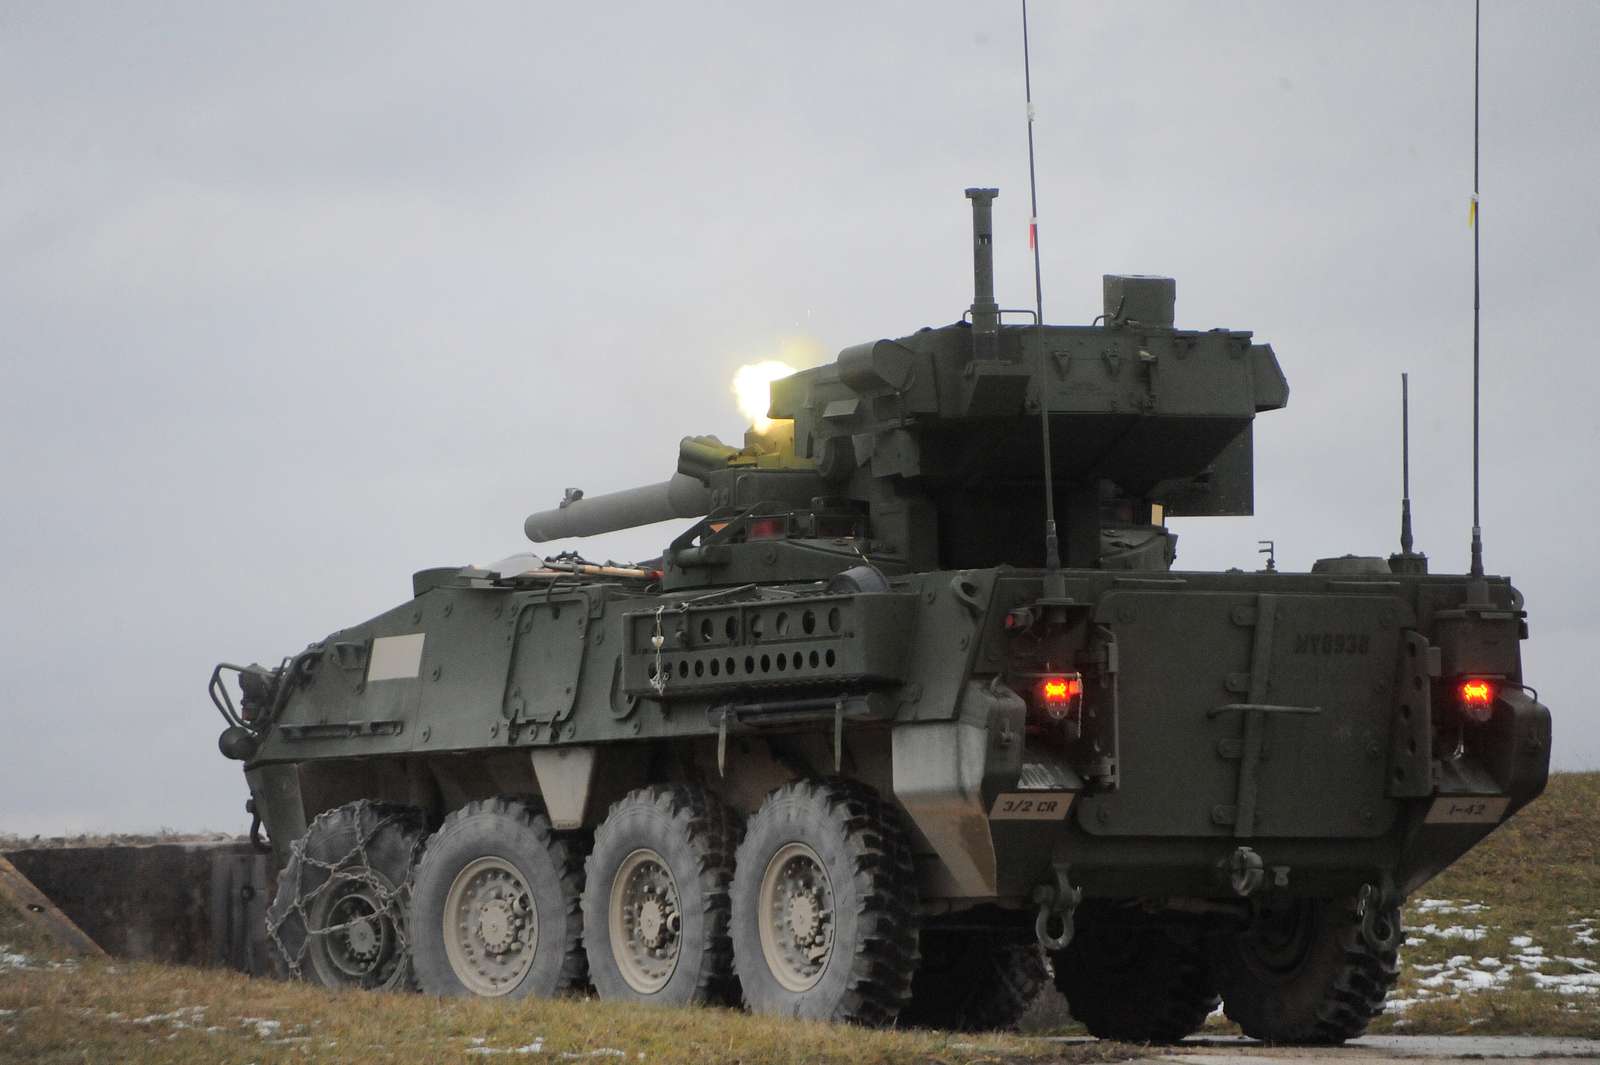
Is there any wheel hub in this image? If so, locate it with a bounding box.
[318,887,393,979]
[442,856,539,996]
[785,893,821,944]
[757,842,835,992]
[637,896,667,948]
[344,913,381,961]
[477,896,520,954]
[609,849,683,993]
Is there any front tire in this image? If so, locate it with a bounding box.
[266,800,426,990]
[409,798,587,999]
[731,778,920,1026]
[582,785,740,1006]
[1211,895,1400,1044]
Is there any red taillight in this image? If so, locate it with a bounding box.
[1004,607,1036,632]
[747,517,786,540]
[1457,678,1497,724]
[1034,674,1084,722]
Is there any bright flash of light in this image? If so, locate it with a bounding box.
[732,360,797,434]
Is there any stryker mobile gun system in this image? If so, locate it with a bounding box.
[213,189,1550,1043]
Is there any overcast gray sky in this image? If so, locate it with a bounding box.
[2,2,1596,835]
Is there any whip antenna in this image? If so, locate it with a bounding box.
[1022,0,1061,574]
[1401,373,1413,554]
[1390,373,1428,574]
[1469,0,1485,578]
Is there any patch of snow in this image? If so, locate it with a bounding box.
[0,1009,14,1019]
[1411,953,1515,994]
[1410,922,1490,941]
[1413,899,1488,915]
[468,1042,545,1056]
[132,1007,206,1026]
[239,1017,283,1039]
[0,946,76,974]
[1528,971,1600,993]
[1510,934,1534,948]
[558,1051,628,1060]
[1404,936,1427,947]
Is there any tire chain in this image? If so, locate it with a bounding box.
[267,800,427,987]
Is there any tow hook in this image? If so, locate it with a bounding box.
[1356,881,1403,953]
[1222,845,1265,896]
[1033,866,1083,951]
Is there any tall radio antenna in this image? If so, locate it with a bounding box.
[1468,0,1485,578]
[1022,0,1062,575]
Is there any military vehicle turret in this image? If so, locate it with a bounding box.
[212,188,1549,1043]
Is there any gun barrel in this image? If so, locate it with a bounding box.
[524,473,711,542]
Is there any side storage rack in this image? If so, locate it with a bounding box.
[622,591,917,701]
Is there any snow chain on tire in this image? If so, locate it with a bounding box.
[266,799,427,990]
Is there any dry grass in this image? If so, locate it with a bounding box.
[0,952,1141,1065]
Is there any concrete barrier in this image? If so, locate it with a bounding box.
[3,841,276,976]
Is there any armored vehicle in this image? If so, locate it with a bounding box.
[212,189,1550,1043]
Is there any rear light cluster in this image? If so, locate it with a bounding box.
[1011,671,1084,735]
[1035,674,1084,721]
[1456,677,1498,725]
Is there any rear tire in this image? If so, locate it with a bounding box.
[1211,895,1400,1044]
[900,931,1047,1031]
[731,778,920,1025]
[1052,909,1218,1043]
[266,800,427,990]
[409,798,587,999]
[582,785,741,1006]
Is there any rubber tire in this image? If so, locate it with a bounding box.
[582,785,741,1006]
[899,931,1048,1031]
[1052,912,1218,1044]
[409,797,587,999]
[731,778,920,1026]
[266,799,427,990]
[1212,895,1401,1045]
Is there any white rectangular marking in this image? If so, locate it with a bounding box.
[1424,796,1510,825]
[367,633,426,682]
[989,793,1074,821]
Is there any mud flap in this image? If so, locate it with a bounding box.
[891,680,1024,897]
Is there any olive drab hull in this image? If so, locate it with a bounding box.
[231,563,1548,907]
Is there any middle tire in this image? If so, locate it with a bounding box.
[899,930,1048,1031]
[731,778,920,1026]
[1052,908,1219,1043]
[582,785,741,1006]
[410,797,587,999]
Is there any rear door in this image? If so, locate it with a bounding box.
[1079,588,1406,839]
